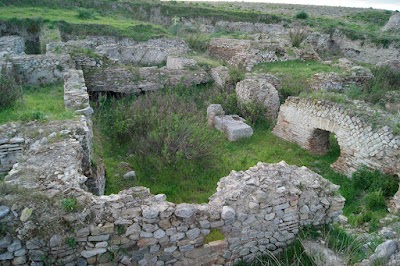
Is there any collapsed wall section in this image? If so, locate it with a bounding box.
[273,97,400,176]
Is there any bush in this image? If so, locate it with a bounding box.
[104,90,221,169]
[0,72,22,109]
[185,34,210,52]
[352,167,399,197]
[289,27,308,47]
[228,66,245,83]
[295,11,309,20]
[76,8,96,20]
[365,190,386,211]
[362,66,400,105]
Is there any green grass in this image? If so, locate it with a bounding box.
[254,60,344,100]
[0,6,169,41]
[0,83,74,124]
[254,60,343,80]
[204,228,225,244]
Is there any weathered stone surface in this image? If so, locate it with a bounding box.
[81,248,107,258]
[7,239,22,252]
[123,171,136,179]
[382,13,400,32]
[370,240,398,264]
[213,115,253,142]
[211,66,231,88]
[236,74,280,121]
[166,56,196,70]
[221,206,236,221]
[0,206,10,219]
[20,207,33,222]
[0,35,25,57]
[83,65,210,95]
[302,240,345,266]
[273,97,400,176]
[175,204,195,218]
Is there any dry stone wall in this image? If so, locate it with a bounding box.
[273,97,400,176]
[2,54,73,85]
[0,36,25,58]
[1,160,344,266]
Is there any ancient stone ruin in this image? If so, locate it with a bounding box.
[273,97,400,176]
[207,104,253,141]
[1,158,345,265]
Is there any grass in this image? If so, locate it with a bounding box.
[94,83,346,204]
[0,83,74,124]
[204,228,225,244]
[254,60,343,80]
[254,60,344,101]
[0,6,169,41]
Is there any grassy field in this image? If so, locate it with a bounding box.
[0,83,74,124]
[0,6,169,41]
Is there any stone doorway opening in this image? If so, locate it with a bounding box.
[308,129,340,157]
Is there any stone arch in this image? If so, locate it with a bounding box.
[273,97,400,176]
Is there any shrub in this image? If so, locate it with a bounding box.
[295,11,309,20]
[61,198,78,212]
[228,66,245,83]
[352,167,399,197]
[103,90,221,169]
[0,72,22,109]
[237,100,265,125]
[184,34,210,52]
[76,8,96,20]
[361,66,400,105]
[289,27,308,47]
[365,190,386,211]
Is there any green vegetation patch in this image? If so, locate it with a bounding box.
[0,6,169,41]
[255,60,343,101]
[204,228,225,244]
[0,83,74,124]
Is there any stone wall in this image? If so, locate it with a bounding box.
[63,69,104,195]
[1,160,344,266]
[0,137,24,176]
[83,65,210,95]
[47,37,189,66]
[0,36,25,58]
[273,97,400,176]
[4,54,73,85]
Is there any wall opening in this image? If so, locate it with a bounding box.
[308,128,330,155]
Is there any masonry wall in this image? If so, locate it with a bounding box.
[0,160,344,266]
[10,54,73,85]
[273,97,400,176]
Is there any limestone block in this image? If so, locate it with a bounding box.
[211,66,230,88]
[214,115,253,142]
[207,104,225,127]
[166,56,197,70]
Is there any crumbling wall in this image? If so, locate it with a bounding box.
[0,36,25,58]
[83,65,210,95]
[10,54,73,85]
[0,160,344,266]
[273,97,400,176]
